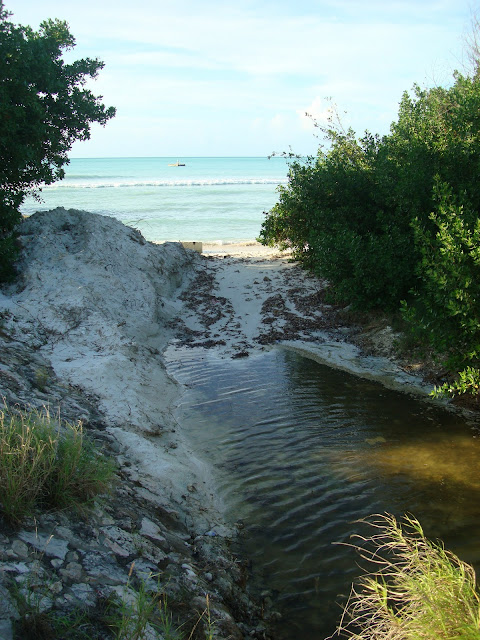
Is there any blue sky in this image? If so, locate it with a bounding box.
[7,0,475,157]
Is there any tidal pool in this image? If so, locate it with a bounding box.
[166,346,480,639]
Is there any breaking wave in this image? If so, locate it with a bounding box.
[44,177,288,190]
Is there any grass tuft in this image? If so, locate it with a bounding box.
[334,513,480,640]
[0,403,114,525]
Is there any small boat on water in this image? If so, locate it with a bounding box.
[168,160,186,166]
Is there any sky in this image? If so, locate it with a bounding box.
[6,0,476,157]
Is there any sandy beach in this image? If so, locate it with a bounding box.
[202,240,291,259]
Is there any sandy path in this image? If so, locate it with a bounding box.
[173,250,329,358]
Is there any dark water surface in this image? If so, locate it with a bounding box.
[166,347,480,639]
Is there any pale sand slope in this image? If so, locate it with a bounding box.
[0,209,228,532]
[0,210,431,533]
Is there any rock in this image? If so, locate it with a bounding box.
[49,581,63,595]
[0,619,14,640]
[142,545,168,566]
[192,595,208,611]
[18,531,69,561]
[79,550,127,586]
[0,586,18,620]
[181,563,198,583]
[17,591,53,613]
[100,526,136,557]
[2,562,29,575]
[10,540,28,559]
[110,584,137,608]
[91,505,116,526]
[59,561,83,582]
[70,583,96,607]
[131,559,160,592]
[140,517,167,544]
[104,539,131,558]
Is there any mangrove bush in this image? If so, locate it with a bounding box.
[260,71,480,396]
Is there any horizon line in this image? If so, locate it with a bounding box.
[68,155,294,160]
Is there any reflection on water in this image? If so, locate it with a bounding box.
[342,436,480,489]
[166,346,480,639]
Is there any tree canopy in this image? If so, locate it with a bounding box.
[0,5,115,280]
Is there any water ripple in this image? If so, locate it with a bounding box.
[166,346,480,639]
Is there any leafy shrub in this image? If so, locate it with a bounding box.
[260,120,420,310]
[261,75,480,310]
[260,72,480,394]
[432,366,480,399]
[402,181,480,379]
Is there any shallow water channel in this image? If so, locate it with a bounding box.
[166,346,480,639]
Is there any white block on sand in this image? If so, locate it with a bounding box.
[180,241,203,253]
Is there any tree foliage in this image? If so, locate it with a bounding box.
[0,5,115,280]
[260,72,480,396]
[404,181,480,367]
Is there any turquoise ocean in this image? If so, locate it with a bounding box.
[20,157,289,243]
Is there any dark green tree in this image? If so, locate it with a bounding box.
[0,5,116,280]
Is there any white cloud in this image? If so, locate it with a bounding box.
[297,97,335,131]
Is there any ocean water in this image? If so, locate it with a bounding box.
[20,157,289,243]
